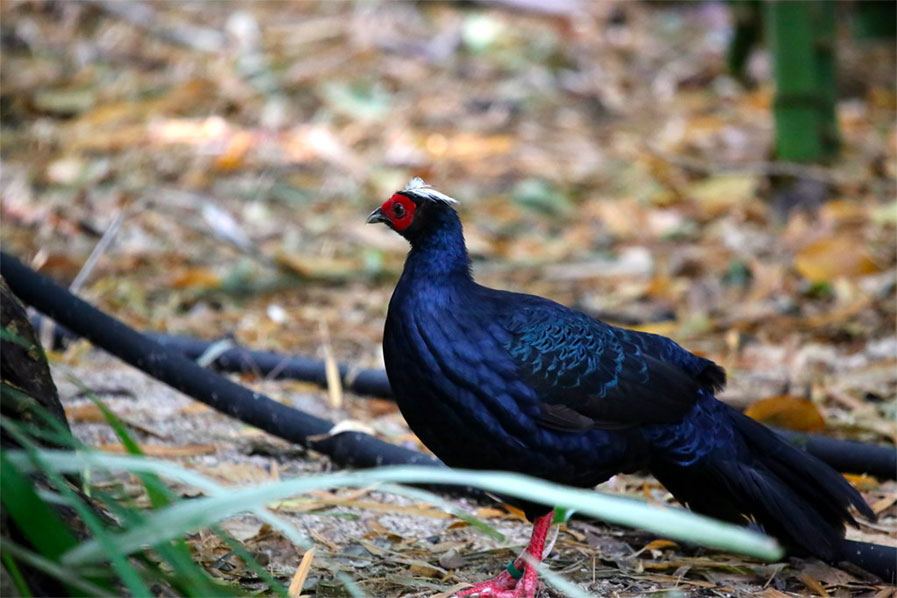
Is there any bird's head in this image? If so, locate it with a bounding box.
[366,177,459,244]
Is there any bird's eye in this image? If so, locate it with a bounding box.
[393,203,406,218]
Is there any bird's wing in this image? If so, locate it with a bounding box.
[493,297,725,431]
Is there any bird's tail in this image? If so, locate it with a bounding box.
[650,406,875,564]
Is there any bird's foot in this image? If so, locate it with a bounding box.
[453,570,516,596]
[453,569,539,598]
[454,512,551,598]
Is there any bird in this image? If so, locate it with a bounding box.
[367,177,875,597]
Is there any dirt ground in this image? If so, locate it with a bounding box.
[51,350,896,597]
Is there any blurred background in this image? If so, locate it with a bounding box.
[1,1,895,592]
[3,0,897,448]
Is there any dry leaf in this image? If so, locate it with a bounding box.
[642,539,678,552]
[744,396,826,432]
[842,473,879,492]
[424,133,514,161]
[407,561,445,578]
[309,529,339,552]
[870,493,897,515]
[500,504,529,521]
[65,404,125,423]
[687,175,756,217]
[214,130,253,171]
[365,519,389,535]
[169,268,222,289]
[474,507,507,519]
[219,518,263,542]
[794,236,880,282]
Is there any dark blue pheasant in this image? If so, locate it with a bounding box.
[368,178,874,597]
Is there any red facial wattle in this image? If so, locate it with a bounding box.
[381,194,416,231]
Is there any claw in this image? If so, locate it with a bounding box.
[454,570,517,597]
[453,511,553,598]
[453,573,539,598]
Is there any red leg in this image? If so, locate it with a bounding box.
[455,510,554,598]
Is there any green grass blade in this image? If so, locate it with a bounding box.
[65,374,174,508]
[211,525,290,597]
[8,452,783,564]
[0,421,153,597]
[89,487,232,598]
[2,550,34,597]
[48,376,312,556]
[0,540,112,597]
[0,451,80,559]
[0,325,39,350]
[69,377,225,595]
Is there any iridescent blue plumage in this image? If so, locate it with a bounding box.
[372,183,873,571]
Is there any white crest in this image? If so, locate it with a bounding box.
[402,177,459,205]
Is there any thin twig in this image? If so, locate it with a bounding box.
[69,211,125,294]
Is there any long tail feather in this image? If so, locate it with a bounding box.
[651,406,874,564]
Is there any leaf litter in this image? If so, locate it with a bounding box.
[2,0,895,595]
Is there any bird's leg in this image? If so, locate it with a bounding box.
[454,510,554,598]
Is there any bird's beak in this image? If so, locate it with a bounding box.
[366,207,387,224]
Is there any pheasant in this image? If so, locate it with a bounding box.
[368,178,874,597]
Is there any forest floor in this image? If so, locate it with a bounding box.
[2,1,895,596]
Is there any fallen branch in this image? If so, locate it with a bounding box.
[773,430,896,482]
[35,319,394,399]
[0,251,434,471]
[36,316,896,481]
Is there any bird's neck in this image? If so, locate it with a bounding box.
[403,209,472,282]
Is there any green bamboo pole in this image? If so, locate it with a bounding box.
[814,1,839,160]
[765,1,839,163]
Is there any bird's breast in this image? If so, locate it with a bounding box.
[382,299,634,484]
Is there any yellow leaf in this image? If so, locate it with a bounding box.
[642,539,678,552]
[794,236,880,282]
[424,133,514,161]
[797,571,830,597]
[500,504,529,521]
[169,268,221,289]
[408,562,444,578]
[842,473,879,492]
[214,130,253,172]
[744,396,826,432]
[687,176,757,217]
[474,507,507,519]
[744,87,773,111]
